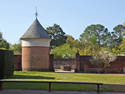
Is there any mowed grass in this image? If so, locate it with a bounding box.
[2,71,125,92]
[5,71,125,84]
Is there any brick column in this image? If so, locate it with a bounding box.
[75,51,80,72]
[49,54,54,72]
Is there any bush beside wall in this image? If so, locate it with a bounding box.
[0,50,14,79]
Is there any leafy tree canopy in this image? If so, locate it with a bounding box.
[0,32,2,40]
[46,24,67,48]
[111,24,125,48]
[51,43,77,59]
[80,24,111,47]
[66,35,79,48]
[10,43,22,54]
[0,40,10,49]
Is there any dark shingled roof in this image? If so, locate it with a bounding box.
[21,18,50,39]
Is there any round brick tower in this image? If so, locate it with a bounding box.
[21,18,51,71]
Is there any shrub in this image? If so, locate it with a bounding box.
[0,50,14,79]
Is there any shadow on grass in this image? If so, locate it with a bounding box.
[8,75,55,79]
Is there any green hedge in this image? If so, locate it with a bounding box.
[0,50,14,79]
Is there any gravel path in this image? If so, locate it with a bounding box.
[0,90,124,94]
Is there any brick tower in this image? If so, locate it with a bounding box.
[21,18,51,71]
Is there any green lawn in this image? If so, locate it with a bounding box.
[2,71,125,92]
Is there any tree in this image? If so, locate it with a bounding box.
[111,24,125,48]
[0,32,2,40]
[46,24,67,48]
[80,24,111,48]
[66,35,79,48]
[90,49,116,73]
[10,43,22,54]
[118,38,125,55]
[79,43,100,55]
[0,40,10,49]
[79,24,111,55]
[0,32,10,49]
[111,48,120,56]
[51,44,77,59]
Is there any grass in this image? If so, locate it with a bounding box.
[2,71,125,92]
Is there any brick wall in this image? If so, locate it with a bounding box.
[22,46,51,71]
[107,56,125,73]
[14,53,54,72]
[54,59,75,69]
[14,55,75,70]
[14,53,125,73]
[14,55,22,71]
[75,54,125,73]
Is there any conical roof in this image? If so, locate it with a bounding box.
[21,18,50,39]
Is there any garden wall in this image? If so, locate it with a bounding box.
[54,59,75,69]
[14,54,125,73]
[14,55,22,71]
[75,53,125,73]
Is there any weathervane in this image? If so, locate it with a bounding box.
[35,7,38,18]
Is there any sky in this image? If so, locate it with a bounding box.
[0,0,125,44]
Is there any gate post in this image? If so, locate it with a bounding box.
[75,51,80,72]
[49,54,54,72]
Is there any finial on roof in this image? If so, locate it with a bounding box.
[35,7,38,18]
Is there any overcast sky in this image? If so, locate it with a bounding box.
[0,0,125,44]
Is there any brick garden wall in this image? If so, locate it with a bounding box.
[75,54,125,73]
[14,55,22,71]
[54,59,75,69]
[14,54,125,73]
[107,56,125,73]
[14,55,75,70]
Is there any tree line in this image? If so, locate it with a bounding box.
[1,23,125,58]
[48,24,125,59]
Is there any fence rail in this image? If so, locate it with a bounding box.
[0,80,103,93]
